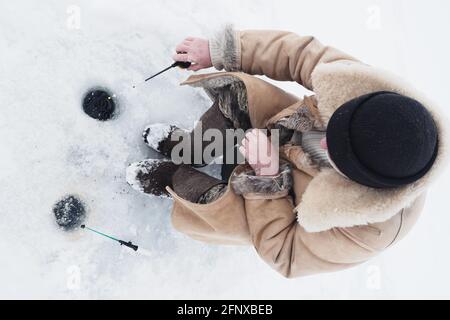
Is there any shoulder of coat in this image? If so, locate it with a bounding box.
[295,61,450,232]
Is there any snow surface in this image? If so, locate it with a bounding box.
[1,0,450,299]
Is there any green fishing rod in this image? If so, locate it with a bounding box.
[81,225,139,251]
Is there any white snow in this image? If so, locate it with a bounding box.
[1,0,450,299]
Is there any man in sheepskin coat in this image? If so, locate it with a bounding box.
[127,26,448,278]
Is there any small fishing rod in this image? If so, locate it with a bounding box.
[81,225,139,251]
[144,61,191,82]
[132,52,192,88]
[132,60,191,89]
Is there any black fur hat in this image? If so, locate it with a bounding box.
[326,91,438,189]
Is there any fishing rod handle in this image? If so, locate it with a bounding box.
[174,52,192,69]
[174,61,192,69]
[120,240,139,251]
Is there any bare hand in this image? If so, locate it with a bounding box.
[172,37,212,71]
[239,129,280,176]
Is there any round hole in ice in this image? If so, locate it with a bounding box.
[82,89,117,121]
[53,195,87,231]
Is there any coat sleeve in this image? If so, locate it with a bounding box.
[209,26,358,90]
[231,165,403,278]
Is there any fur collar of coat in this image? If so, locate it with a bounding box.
[296,61,450,232]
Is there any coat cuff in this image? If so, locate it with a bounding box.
[231,163,293,200]
[209,25,241,71]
